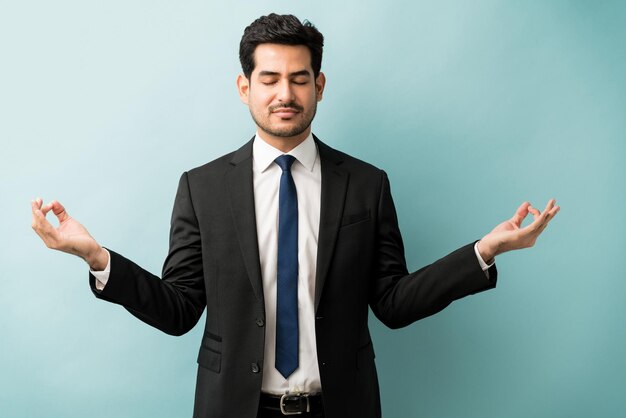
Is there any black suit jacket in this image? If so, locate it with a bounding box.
[90,137,496,418]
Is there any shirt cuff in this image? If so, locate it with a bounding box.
[474,242,495,278]
[89,248,111,291]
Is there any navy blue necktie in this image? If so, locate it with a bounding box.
[274,155,299,378]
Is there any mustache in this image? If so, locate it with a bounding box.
[269,103,304,112]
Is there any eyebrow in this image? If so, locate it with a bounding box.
[257,69,312,77]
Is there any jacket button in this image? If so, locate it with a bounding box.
[251,363,260,373]
[256,318,265,327]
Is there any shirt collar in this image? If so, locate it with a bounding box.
[253,131,317,173]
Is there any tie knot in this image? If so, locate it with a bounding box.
[274,154,296,172]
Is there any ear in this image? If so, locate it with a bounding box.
[315,72,326,102]
[236,74,250,104]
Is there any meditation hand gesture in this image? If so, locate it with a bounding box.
[31,198,109,270]
[477,199,560,263]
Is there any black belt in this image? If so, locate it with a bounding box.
[259,393,323,415]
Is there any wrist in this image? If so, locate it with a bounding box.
[85,246,108,271]
[477,240,496,264]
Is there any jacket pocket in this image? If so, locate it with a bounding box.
[197,332,222,373]
[340,210,371,228]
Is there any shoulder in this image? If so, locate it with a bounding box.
[183,139,254,183]
[316,137,386,178]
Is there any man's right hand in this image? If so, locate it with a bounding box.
[31,198,109,271]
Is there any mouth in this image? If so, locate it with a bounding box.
[270,103,303,119]
[271,108,300,118]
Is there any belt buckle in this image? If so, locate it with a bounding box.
[280,392,310,415]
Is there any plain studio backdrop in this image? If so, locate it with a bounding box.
[1,1,625,417]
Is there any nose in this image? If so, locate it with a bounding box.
[276,79,295,103]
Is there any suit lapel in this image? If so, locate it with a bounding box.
[226,139,264,302]
[314,138,349,311]
[225,136,348,309]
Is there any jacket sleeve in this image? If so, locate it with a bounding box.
[89,172,206,336]
[368,171,497,329]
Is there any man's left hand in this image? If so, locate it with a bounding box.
[477,199,560,263]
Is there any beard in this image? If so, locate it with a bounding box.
[250,102,317,138]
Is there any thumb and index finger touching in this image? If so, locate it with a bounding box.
[31,198,69,222]
[518,199,560,233]
[30,198,71,243]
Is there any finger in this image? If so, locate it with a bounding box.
[511,201,530,225]
[521,204,547,234]
[31,200,42,230]
[40,201,55,216]
[537,199,558,223]
[31,205,52,229]
[31,197,46,214]
[50,200,70,223]
[523,202,560,236]
[31,198,42,215]
[31,210,61,247]
[31,210,53,238]
[527,204,541,220]
[543,198,556,211]
[541,199,556,218]
[31,199,55,233]
[541,203,560,226]
[31,198,48,228]
[549,205,560,217]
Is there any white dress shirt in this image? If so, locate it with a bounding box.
[252,132,322,394]
[91,132,493,395]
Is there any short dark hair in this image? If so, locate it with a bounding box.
[239,13,324,79]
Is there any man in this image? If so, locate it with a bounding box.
[31,14,559,418]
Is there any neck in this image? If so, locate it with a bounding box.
[257,128,311,153]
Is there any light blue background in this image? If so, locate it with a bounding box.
[1,1,625,417]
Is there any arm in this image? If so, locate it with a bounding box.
[368,172,496,329]
[368,172,559,329]
[92,172,206,335]
[31,172,206,336]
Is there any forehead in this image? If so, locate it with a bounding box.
[252,44,312,76]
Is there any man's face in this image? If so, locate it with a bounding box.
[237,44,325,148]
